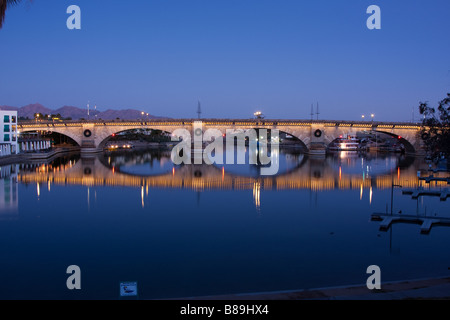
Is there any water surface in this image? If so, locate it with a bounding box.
[0,148,449,299]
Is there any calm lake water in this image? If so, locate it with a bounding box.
[0,147,449,300]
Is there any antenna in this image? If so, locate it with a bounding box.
[310,104,314,121]
[197,100,202,119]
[87,101,90,119]
[316,102,320,121]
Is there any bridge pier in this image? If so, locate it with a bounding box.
[81,147,104,154]
[307,144,327,156]
[307,125,327,156]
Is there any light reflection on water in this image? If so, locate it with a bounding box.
[0,148,449,300]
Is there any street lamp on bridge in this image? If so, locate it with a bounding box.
[254,111,264,120]
[371,114,378,150]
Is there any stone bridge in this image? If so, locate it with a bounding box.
[17,119,424,155]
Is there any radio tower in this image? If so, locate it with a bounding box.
[310,104,314,121]
[87,101,90,120]
[316,102,320,120]
[197,100,202,119]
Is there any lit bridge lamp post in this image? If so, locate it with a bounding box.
[371,114,377,150]
[254,111,264,120]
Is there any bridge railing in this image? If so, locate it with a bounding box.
[17,119,424,128]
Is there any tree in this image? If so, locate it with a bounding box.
[419,92,450,159]
[0,0,28,29]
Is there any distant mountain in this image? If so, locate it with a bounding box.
[22,103,53,119]
[0,103,166,120]
[98,109,157,121]
[55,106,90,120]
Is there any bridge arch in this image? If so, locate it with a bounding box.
[220,126,310,152]
[374,130,416,154]
[238,127,309,151]
[272,128,311,151]
[322,128,417,154]
[97,127,175,150]
[20,128,82,147]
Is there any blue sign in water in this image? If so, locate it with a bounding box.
[120,282,138,297]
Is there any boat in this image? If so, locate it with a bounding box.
[106,142,134,150]
[328,136,360,152]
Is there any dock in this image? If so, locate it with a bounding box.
[419,175,450,184]
[402,188,450,201]
[371,213,450,234]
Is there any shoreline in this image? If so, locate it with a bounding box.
[0,146,80,165]
[172,276,450,300]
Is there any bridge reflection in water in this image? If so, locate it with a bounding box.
[4,149,450,300]
[15,149,448,211]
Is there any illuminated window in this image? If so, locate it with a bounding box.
[11,116,16,123]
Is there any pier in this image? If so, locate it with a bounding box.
[419,175,450,184]
[402,188,450,201]
[372,172,450,234]
[371,213,450,234]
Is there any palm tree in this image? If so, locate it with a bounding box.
[0,0,26,29]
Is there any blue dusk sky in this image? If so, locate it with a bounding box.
[0,0,449,121]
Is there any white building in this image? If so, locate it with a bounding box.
[0,110,18,156]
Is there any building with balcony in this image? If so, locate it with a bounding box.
[0,110,18,156]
